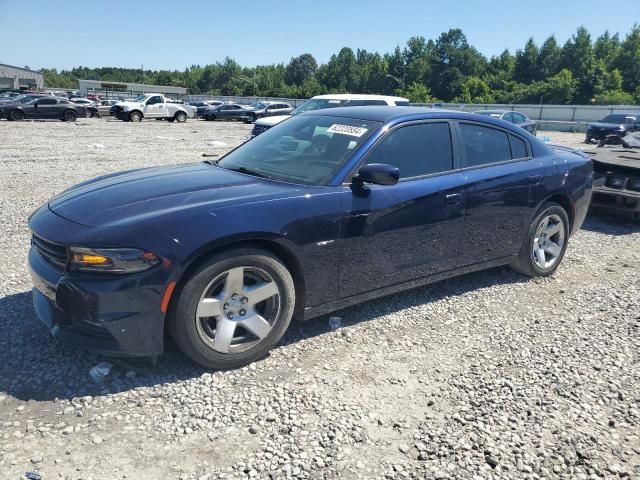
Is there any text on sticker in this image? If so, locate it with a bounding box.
[327,124,368,137]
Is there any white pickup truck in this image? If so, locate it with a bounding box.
[113,93,191,122]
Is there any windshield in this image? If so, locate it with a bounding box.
[600,114,634,124]
[291,99,349,115]
[133,94,151,102]
[217,114,380,185]
[249,102,268,109]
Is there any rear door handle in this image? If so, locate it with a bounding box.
[529,175,542,185]
[445,193,462,205]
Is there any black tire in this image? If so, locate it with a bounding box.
[174,111,187,123]
[169,248,295,369]
[167,118,175,123]
[207,115,216,121]
[129,111,142,122]
[8,109,24,121]
[63,110,77,122]
[511,202,570,277]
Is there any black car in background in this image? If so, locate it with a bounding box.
[188,101,211,118]
[474,110,537,134]
[585,114,640,143]
[0,97,85,121]
[203,103,248,121]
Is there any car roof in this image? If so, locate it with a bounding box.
[303,106,529,129]
[310,93,409,102]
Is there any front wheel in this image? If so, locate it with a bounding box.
[511,202,570,277]
[174,111,187,123]
[169,248,295,369]
[8,109,24,121]
[129,111,142,122]
[63,110,78,122]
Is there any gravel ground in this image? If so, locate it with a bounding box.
[0,119,638,480]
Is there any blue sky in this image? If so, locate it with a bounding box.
[1,0,638,71]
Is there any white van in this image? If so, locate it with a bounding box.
[250,93,410,137]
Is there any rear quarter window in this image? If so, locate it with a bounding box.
[459,123,512,167]
[509,134,529,159]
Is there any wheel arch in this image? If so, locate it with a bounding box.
[128,109,143,119]
[538,193,575,232]
[165,236,306,325]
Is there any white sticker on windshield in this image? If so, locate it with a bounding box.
[327,124,368,137]
[328,100,342,104]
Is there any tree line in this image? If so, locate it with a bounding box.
[41,25,640,105]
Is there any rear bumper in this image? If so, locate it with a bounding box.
[28,244,168,357]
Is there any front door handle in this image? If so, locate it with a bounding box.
[445,193,462,205]
[529,175,542,185]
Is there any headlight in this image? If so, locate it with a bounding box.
[69,247,160,273]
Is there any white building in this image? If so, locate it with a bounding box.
[78,79,187,98]
[0,64,44,90]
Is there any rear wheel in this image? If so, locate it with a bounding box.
[511,202,570,277]
[63,110,77,122]
[169,248,295,369]
[8,109,24,121]
[206,114,216,121]
[174,111,187,123]
[129,111,142,122]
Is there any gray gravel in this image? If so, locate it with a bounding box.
[0,119,639,480]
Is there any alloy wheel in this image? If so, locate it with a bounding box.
[195,266,280,354]
[531,213,565,269]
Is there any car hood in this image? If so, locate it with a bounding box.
[48,163,302,227]
[588,122,627,129]
[254,115,291,127]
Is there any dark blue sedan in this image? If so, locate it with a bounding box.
[28,107,593,369]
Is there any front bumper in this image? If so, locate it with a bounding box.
[591,185,640,216]
[29,246,168,357]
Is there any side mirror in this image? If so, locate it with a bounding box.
[354,163,399,186]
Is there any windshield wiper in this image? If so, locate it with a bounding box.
[226,166,274,180]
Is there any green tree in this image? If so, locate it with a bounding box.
[594,31,620,67]
[284,53,318,86]
[614,24,640,93]
[514,38,539,82]
[538,36,562,79]
[455,77,495,103]
[396,82,437,103]
[562,26,596,102]
[430,29,487,101]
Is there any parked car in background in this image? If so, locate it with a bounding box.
[112,94,191,122]
[69,98,96,107]
[95,100,119,117]
[188,101,211,118]
[0,93,48,105]
[250,94,410,136]
[474,110,537,134]
[0,97,85,121]
[588,146,640,219]
[242,101,294,123]
[0,91,22,101]
[28,106,592,369]
[203,103,249,121]
[585,114,640,143]
[206,100,223,107]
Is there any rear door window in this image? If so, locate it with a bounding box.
[459,123,512,167]
[365,122,453,179]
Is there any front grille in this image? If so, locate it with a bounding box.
[32,234,68,270]
[251,124,271,137]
